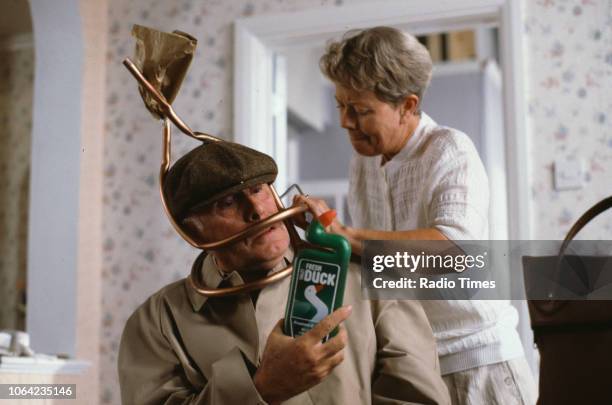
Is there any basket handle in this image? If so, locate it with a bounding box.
[534,196,612,315]
[559,196,612,256]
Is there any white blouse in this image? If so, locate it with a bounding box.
[348,112,524,375]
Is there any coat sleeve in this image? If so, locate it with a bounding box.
[371,299,451,405]
[118,295,267,405]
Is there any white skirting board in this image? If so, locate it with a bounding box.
[0,356,90,375]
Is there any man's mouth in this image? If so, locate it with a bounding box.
[252,225,276,241]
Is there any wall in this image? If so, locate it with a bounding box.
[423,67,484,152]
[4,1,106,403]
[0,0,104,403]
[102,0,612,403]
[525,0,612,239]
[76,0,107,402]
[28,0,83,357]
[286,46,330,132]
[0,39,33,331]
[290,85,354,182]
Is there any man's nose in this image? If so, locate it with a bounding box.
[244,196,266,222]
[339,108,357,130]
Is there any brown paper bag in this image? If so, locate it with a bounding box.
[131,24,197,119]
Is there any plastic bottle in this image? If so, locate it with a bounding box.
[284,210,351,341]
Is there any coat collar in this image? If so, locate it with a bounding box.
[185,249,294,312]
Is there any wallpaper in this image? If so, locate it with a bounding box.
[0,45,33,332]
[102,0,612,403]
[525,0,612,239]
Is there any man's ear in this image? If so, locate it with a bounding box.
[399,94,420,121]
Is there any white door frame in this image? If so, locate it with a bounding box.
[234,0,536,370]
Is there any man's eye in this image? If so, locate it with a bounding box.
[251,185,263,194]
[356,109,372,116]
[218,196,235,208]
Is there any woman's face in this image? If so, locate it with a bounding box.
[334,84,415,158]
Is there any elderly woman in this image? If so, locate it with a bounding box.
[294,27,536,404]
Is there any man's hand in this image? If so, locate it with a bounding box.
[253,306,352,404]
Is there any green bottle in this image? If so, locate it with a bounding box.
[284,210,351,341]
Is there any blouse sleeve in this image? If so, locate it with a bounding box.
[427,146,489,241]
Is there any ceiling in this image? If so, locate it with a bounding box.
[0,0,32,39]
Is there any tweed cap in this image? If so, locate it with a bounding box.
[163,141,278,221]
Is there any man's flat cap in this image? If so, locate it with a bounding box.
[163,141,278,221]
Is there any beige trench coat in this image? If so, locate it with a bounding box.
[118,251,450,404]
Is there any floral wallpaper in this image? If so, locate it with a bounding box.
[0,45,33,332]
[101,0,612,403]
[525,0,612,239]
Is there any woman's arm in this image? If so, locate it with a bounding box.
[292,195,446,256]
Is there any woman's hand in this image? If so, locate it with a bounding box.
[292,195,353,242]
[291,194,447,257]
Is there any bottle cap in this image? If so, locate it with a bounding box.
[318,210,337,227]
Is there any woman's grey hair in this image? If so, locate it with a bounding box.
[320,26,433,110]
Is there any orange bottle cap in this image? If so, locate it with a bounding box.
[318,210,337,227]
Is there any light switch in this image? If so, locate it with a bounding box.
[554,157,584,190]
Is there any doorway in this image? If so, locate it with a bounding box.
[281,27,508,240]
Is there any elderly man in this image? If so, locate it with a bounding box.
[118,140,450,404]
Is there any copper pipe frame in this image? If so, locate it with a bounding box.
[123,58,219,143]
[160,119,306,296]
[124,58,307,297]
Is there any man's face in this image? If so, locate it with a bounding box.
[186,183,290,273]
[334,84,413,158]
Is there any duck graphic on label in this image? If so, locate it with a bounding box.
[304,284,328,322]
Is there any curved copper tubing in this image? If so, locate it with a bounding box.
[156,119,306,296]
[159,119,308,251]
[159,119,203,248]
[198,205,308,250]
[179,195,306,295]
[123,58,219,143]
[124,60,309,297]
[187,264,294,297]
[271,184,306,251]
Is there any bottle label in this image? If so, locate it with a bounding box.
[286,258,341,341]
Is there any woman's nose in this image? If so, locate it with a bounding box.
[340,108,357,130]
